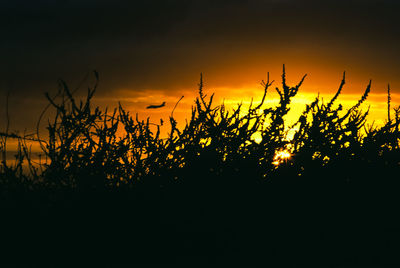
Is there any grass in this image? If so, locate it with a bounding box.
[1,66,400,265]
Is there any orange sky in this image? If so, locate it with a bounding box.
[111,67,398,124]
[2,68,399,154]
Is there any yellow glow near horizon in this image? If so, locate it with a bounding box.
[115,82,398,128]
[3,81,398,153]
[272,150,292,166]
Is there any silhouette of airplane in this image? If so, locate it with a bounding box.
[146,102,166,109]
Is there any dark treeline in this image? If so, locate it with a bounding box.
[1,67,400,266]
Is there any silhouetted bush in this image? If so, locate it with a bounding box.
[1,66,400,265]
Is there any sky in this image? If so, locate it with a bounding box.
[1,0,400,135]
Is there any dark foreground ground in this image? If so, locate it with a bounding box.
[1,164,400,267]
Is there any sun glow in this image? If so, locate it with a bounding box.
[272,150,292,166]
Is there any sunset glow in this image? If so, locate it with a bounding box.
[272,150,292,166]
[3,1,400,265]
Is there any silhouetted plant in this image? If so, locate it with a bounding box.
[1,66,400,190]
[2,66,400,265]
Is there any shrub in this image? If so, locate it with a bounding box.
[1,66,399,190]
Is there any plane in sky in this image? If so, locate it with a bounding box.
[146,102,166,109]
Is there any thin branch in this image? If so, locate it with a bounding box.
[171,96,184,118]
